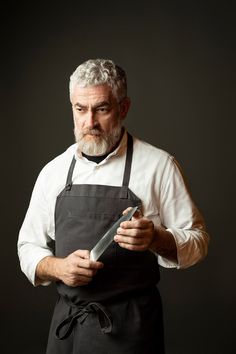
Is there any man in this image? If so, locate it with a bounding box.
[18,58,209,354]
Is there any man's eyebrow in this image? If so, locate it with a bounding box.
[74,101,111,109]
[75,102,86,108]
[94,101,110,108]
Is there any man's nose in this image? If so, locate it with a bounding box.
[85,110,96,128]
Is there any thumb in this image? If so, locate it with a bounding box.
[132,208,143,220]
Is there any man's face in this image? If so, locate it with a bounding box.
[71,84,130,156]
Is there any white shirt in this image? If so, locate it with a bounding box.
[18,131,209,285]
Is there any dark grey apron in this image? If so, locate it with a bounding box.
[46,134,165,354]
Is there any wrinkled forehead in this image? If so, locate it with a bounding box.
[71,84,117,105]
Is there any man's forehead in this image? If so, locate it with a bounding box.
[72,84,114,102]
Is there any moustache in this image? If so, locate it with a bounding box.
[81,128,103,137]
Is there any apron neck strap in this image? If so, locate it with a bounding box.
[65,157,76,191]
[122,132,133,187]
[65,132,133,191]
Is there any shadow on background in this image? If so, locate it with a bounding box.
[1,1,235,353]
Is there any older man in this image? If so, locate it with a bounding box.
[18,58,209,354]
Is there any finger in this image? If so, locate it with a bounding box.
[117,242,147,252]
[89,260,104,269]
[132,208,143,219]
[120,218,150,229]
[122,207,133,215]
[74,266,96,278]
[114,234,144,245]
[76,257,104,270]
[116,227,143,238]
[73,249,90,259]
[122,207,143,219]
[72,250,103,269]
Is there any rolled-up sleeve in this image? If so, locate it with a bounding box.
[17,169,54,286]
[157,156,209,269]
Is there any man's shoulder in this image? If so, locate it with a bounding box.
[39,143,76,176]
[132,135,174,162]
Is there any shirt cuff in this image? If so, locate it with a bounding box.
[20,248,54,286]
[165,227,208,269]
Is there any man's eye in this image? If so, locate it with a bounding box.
[76,107,83,112]
[98,107,109,112]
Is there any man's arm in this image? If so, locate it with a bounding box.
[114,153,210,268]
[114,213,177,263]
[35,250,104,287]
[150,226,177,262]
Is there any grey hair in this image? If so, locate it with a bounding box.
[69,59,127,101]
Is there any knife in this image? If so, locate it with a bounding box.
[90,206,139,261]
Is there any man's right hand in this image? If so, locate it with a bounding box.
[57,250,104,287]
[35,250,104,287]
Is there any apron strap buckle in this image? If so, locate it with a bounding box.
[65,183,72,191]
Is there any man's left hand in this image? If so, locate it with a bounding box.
[114,208,154,251]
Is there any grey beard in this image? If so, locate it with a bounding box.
[74,123,122,156]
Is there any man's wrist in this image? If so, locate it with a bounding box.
[35,256,63,285]
[149,226,178,263]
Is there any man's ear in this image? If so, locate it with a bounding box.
[120,97,131,120]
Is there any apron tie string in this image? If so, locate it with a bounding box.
[55,301,112,340]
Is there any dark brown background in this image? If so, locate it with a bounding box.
[1,1,235,353]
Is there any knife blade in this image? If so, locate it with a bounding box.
[90,206,139,261]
